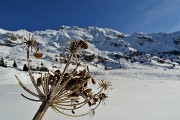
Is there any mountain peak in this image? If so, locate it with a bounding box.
[0,26,179,70]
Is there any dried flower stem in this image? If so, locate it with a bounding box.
[50,53,73,99]
[33,102,49,120]
[15,38,112,120]
[27,49,44,97]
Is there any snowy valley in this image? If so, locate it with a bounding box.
[0,26,180,120]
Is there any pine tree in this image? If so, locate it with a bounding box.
[36,66,40,71]
[41,62,43,67]
[55,58,58,62]
[0,58,7,68]
[23,64,28,71]
[13,60,17,68]
[0,58,3,66]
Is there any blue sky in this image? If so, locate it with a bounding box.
[0,0,180,34]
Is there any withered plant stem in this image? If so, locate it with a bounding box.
[15,39,112,120]
[27,48,44,96]
[34,52,74,120]
[50,53,73,100]
[33,101,49,120]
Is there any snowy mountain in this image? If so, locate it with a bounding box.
[1,26,180,120]
[0,26,180,70]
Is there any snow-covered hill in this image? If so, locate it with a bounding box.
[0,26,180,120]
[0,26,179,70]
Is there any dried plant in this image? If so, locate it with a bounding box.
[15,35,112,120]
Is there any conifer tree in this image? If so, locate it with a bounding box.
[0,58,7,68]
[13,60,17,68]
[0,58,4,66]
[23,64,28,71]
[41,62,43,67]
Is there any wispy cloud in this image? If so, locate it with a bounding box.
[125,0,180,33]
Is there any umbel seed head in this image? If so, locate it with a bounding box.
[79,40,88,49]
[15,36,112,120]
[34,52,43,59]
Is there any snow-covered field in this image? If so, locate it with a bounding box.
[0,66,180,120]
[0,25,180,120]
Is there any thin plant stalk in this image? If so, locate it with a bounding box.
[15,38,112,120]
[33,102,49,120]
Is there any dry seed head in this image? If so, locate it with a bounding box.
[99,93,108,105]
[83,88,92,93]
[69,40,80,53]
[16,37,112,118]
[23,34,38,51]
[91,78,96,84]
[77,69,86,76]
[34,52,43,59]
[99,93,107,100]
[79,40,88,49]
[68,39,88,53]
[98,80,112,92]
[36,77,42,86]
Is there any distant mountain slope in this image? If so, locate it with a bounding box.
[125,32,180,53]
[0,26,179,69]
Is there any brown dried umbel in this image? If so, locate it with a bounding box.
[22,34,42,59]
[34,52,43,59]
[15,37,112,120]
[22,34,38,51]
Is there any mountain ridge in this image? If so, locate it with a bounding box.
[0,26,179,70]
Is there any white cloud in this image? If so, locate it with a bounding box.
[127,0,180,33]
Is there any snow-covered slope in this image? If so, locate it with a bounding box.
[125,32,180,53]
[0,26,179,70]
[0,26,180,120]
